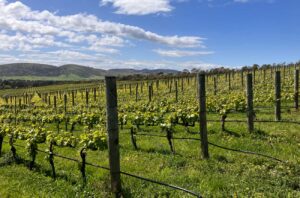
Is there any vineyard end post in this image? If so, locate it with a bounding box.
[105,76,122,197]
[275,71,281,121]
[198,73,209,159]
[246,74,254,132]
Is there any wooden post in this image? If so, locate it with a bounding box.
[275,71,281,121]
[198,73,209,159]
[294,70,299,110]
[105,76,122,197]
[228,73,231,90]
[94,88,97,102]
[64,94,67,113]
[54,95,57,109]
[148,84,152,102]
[241,71,244,87]
[135,84,138,102]
[86,89,89,109]
[175,81,178,102]
[13,96,17,124]
[19,98,22,108]
[72,91,75,106]
[246,74,254,132]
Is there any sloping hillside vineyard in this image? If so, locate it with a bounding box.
[0,65,299,197]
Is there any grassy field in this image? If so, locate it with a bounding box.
[0,110,299,197]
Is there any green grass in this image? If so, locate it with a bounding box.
[0,110,299,197]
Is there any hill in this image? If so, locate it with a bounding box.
[0,63,179,80]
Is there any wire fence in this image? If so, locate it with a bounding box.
[124,132,285,163]
[1,140,202,198]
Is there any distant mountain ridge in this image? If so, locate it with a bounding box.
[0,63,179,79]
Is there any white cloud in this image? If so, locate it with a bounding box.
[93,35,125,47]
[0,32,68,51]
[87,45,120,54]
[0,0,212,70]
[0,0,203,49]
[47,50,96,60]
[100,0,173,15]
[154,49,214,57]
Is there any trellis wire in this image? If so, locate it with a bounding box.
[2,140,202,198]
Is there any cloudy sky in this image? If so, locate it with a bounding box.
[0,0,299,70]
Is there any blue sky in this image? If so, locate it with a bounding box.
[0,0,299,70]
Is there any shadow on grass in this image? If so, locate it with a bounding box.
[185,130,199,135]
[0,152,26,167]
[215,155,234,164]
[250,129,269,140]
[0,151,79,185]
[121,188,134,198]
[222,129,241,138]
[223,129,241,137]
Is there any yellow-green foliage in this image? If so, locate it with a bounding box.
[30,93,46,106]
[0,97,7,106]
